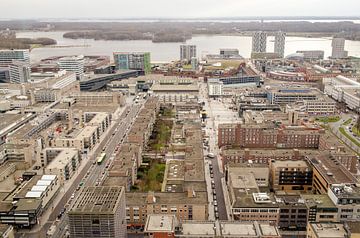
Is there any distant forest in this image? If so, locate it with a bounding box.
[1,20,360,43]
[0,37,57,49]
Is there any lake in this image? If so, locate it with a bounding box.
[17,31,360,63]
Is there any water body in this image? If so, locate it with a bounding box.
[17,31,360,63]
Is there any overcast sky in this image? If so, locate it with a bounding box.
[1,0,359,19]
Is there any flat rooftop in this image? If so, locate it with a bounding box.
[144,214,176,233]
[70,186,124,214]
[309,223,348,238]
[300,194,336,208]
[180,221,216,236]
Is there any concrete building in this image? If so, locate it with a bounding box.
[220,48,240,57]
[275,195,308,231]
[331,38,348,59]
[300,194,338,223]
[274,31,286,58]
[58,55,85,80]
[144,214,177,238]
[113,52,151,74]
[68,186,126,238]
[0,68,10,83]
[307,153,358,194]
[252,31,267,53]
[296,51,324,61]
[9,61,30,84]
[42,148,81,182]
[323,75,360,112]
[328,184,360,222]
[207,78,223,97]
[180,45,196,61]
[0,49,30,67]
[307,222,350,238]
[270,160,312,192]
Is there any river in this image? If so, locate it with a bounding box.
[17,31,360,63]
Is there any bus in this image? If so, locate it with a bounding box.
[97,153,106,165]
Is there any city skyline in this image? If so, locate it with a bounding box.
[1,0,360,19]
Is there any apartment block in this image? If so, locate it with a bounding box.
[218,123,322,149]
[114,52,151,74]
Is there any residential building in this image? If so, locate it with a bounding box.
[180,45,196,61]
[252,31,267,53]
[68,186,126,238]
[9,61,30,84]
[270,160,312,192]
[113,52,151,74]
[331,37,348,59]
[218,123,322,149]
[0,67,10,83]
[58,55,85,80]
[274,31,286,58]
[0,49,30,67]
[307,223,350,238]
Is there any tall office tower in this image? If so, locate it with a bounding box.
[331,37,348,59]
[252,31,267,53]
[274,31,286,58]
[9,61,30,83]
[0,49,30,67]
[180,45,197,61]
[68,186,126,238]
[113,52,151,74]
[58,55,85,80]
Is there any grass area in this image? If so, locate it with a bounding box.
[339,127,360,148]
[132,159,165,192]
[315,116,340,123]
[343,119,352,126]
[148,107,174,152]
[352,126,360,137]
[182,64,193,69]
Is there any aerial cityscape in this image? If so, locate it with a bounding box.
[0,1,360,238]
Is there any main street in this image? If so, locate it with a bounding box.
[199,82,236,221]
[18,96,145,238]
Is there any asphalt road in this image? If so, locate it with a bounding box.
[17,98,144,238]
[199,83,228,221]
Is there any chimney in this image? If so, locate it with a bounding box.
[293,149,300,159]
[244,148,250,159]
[187,187,196,198]
[146,191,156,204]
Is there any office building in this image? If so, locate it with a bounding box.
[0,49,30,67]
[208,78,223,97]
[220,48,239,57]
[58,55,85,80]
[180,45,196,61]
[68,186,126,238]
[296,50,324,61]
[276,195,308,231]
[9,61,30,83]
[252,31,267,53]
[301,194,338,223]
[0,68,10,83]
[331,37,348,59]
[274,31,286,58]
[114,52,151,74]
[270,160,312,192]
